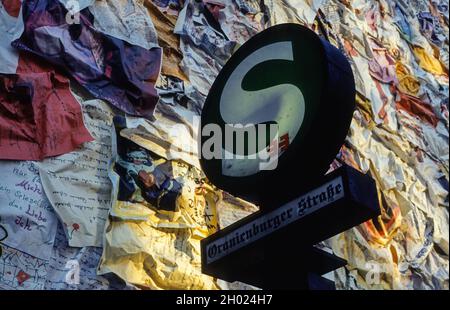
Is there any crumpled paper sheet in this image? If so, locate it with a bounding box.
[118,74,202,169]
[97,136,221,289]
[0,1,23,74]
[203,0,263,44]
[98,153,259,289]
[0,243,50,290]
[262,0,326,26]
[175,0,237,66]
[121,103,201,170]
[14,0,163,119]
[37,96,115,247]
[143,0,188,80]
[44,221,134,290]
[89,0,159,50]
[0,161,58,261]
[0,52,95,161]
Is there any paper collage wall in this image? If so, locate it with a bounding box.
[0,0,448,290]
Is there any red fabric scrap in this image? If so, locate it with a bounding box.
[1,0,21,18]
[396,92,438,128]
[0,53,93,160]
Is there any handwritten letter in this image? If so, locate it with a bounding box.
[37,99,115,247]
[0,161,57,260]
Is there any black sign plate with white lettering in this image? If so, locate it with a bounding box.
[201,165,380,288]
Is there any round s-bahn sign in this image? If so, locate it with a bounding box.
[200,23,355,208]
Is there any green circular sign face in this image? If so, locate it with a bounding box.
[200,23,355,207]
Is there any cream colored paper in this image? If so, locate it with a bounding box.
[38,99,115,247]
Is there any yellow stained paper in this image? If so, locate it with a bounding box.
[413,46,447,76]
[395,62,421,96]
[98,160,223,289]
